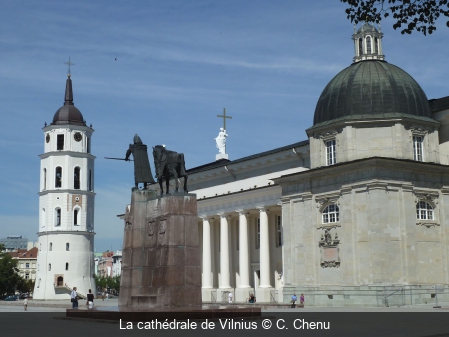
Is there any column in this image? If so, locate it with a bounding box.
[219,214,231,288]
[258,207,271,288]
[237,210,250,288]
[202,217,213,289]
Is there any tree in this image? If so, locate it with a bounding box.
[16,278,35,294]
[341,0,449,35]
[0,244,21,296]
[94,275,120,293]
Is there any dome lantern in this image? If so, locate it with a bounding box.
[352,22,385,63]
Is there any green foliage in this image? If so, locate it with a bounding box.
[0,244,21,296]
[16,278,35,294]
[94,274,120,292]
[341,0,449,35]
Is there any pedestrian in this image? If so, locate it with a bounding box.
[228,292,233,303]
[71,287,78,309]
[106,292,109,301]
[300,293,305,307]
[23,298,28,311]
[102,290,105,301]
[291,293,297,308]
[87,289,94,309]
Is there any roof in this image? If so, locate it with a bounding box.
[187,140,309,175]
[429,96,449,113]
[19,247,38,258]
[51,75,85,126]
[7,249,27,258]
[356,22,380,34]
[313,60,433,128]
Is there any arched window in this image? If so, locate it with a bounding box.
[89,169,92,191]
[358,38,363,55]
[322,204,340,223]
[48,264,51,271]
[55,167,62,188]
[49,243,52,251]
[74,209,79,226]
[374,37,379,53]
[74,167,80,189]
[366,36,372,54]
[416,201,434,220]
[43,168,47,190]
[66,243,70,251]
[55,208,61,226]
[65,263,69,270]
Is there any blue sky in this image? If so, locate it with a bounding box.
[1,0,448,252]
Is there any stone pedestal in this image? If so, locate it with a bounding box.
[119,190,201,308]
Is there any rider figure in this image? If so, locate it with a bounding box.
[125,134,155,188]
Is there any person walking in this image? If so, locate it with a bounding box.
[23,298,28,311]
[87,289,94,309]
[300,293,305,307]
[71,287,78,309]
[228,292,233,303]
[291,293,297,308]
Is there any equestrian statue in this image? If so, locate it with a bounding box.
[153,145,188,195]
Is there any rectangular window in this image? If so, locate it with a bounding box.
[57,134,64,150]
[26,263,29,269]
[25,274,29,280]
[277,215,282,247]
[55,167,62,188]
[326,139,337,165]
[55,209,61,226]
[413,136,424,161]
[256,219,260,249]
[74,167,80,190]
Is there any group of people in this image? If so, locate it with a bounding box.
[70,287,95,309]
[291,293,305,308]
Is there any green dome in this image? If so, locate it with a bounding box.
[313,60,432,126]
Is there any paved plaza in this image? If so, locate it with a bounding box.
[2,298,449,337]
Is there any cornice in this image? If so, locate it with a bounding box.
[39,189,96,197]
[39,151,96,160]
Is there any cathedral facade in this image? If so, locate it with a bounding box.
[185,24,449,305]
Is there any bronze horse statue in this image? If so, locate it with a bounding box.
[152,145,188,195]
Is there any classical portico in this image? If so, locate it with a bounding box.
[187,140,310,303]
[199,206,279,302]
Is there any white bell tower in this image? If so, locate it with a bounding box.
[33,67,96,299]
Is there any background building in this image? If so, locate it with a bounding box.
[0,236,29,252]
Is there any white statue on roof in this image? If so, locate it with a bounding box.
[215,128,228,155]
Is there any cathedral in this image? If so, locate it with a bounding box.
[182,23,449,305]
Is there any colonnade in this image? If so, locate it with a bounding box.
[201,207,274,302]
